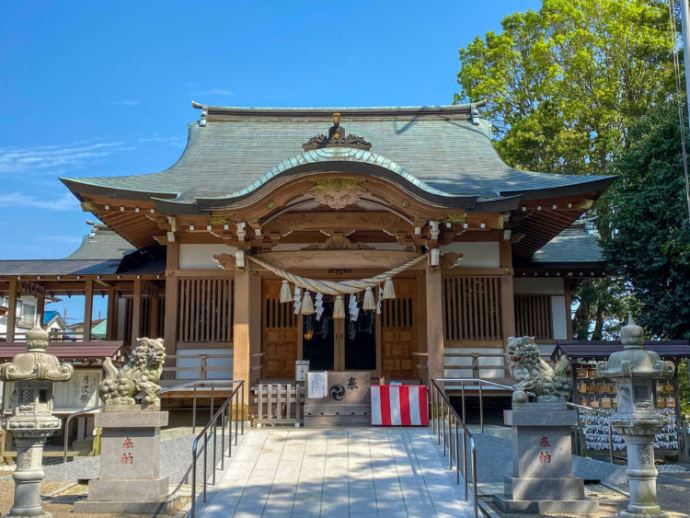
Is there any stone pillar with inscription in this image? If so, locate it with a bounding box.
[495,336,598,514]
[0,326,73,518]
[597,315,674,518]
[75,337,170,515]
[494,402,599,514]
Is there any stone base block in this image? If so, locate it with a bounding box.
[86,477,168,502]
[494,494,599,515]
[304,415,370,428]
[73,499,173,515]
[505,475,585,501]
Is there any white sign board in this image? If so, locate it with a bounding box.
[295,360,310,382]
[307,371,328,399]
[4,369,102,412]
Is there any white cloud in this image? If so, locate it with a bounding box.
[137,136,182,144]
[0,141,135,174]
[200,88,234,96]
[0,192,80,211]
[112,99,141,106]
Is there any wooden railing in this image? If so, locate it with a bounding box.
[161,352,233,386]
[0,331,100,343]
[443,350,510,382]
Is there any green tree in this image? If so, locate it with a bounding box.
[456,0,674,175]
[600,103,690,340]
[455,0,677,337]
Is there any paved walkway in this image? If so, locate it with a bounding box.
[198,427,474,517]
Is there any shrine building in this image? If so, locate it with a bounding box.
[0,103,613,400]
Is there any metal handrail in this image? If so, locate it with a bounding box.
[430,379,479,518]
[190,379,245,518]
[435,377,617,465]
[60,379,235,462]
[434,377,514,433]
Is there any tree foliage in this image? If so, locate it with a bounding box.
[600,103,690,340]
[456,0,674,175]
[455,0,679,338]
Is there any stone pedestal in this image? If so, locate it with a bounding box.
[494,402,599,515]
[618,426,669,518]
[8,430,57,518]
[74,409,169,515]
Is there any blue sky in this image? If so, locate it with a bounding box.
[0,0,541,321]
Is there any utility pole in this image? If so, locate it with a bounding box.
[681,0,690,128]
[680,0,690,222]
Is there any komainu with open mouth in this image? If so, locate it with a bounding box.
[506,336,571,403]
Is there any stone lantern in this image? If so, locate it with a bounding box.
[0,326,73,518]
[597,314,675,518]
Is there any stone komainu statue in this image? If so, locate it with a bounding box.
[506,336,571,403]
[99,337,166,408]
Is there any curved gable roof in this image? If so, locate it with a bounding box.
[62,104,614,206]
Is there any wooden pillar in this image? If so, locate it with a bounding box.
[37,291,45,330]
[105,287,117,340]
[149,287,160,338]
[425,264,445,381]
[499,240,516,347]
[233,263,251,401]
[131,278,142,346]
[83,279,93,342]
[163,243,179,368]
[564,279,574,340]
[6,278,17,342]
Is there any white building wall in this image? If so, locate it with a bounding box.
[179,244,238,270]
[513,277,564,295]
[440,242,500,268]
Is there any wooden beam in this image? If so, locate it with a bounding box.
[425,264,444,380]
[131,277,142,346]
[6,278,17,342]
[83,279,94,342]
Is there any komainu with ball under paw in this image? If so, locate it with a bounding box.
[506,336,571,403]
[99,337,166,408]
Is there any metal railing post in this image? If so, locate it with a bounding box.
[192,385,198,434]
[212,418,217,485]
[471,441,478,518]
[478,382,484,432]
[448,405,453,469]
[454,421,460,485]
[202,430,208,502]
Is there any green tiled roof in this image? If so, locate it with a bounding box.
[62,104,614,205]
[531,227,603,264]
[66,224,134,259]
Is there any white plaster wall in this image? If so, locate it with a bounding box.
[175,348,233,380]
[513,277,564,295]
[179,244,238,270]
[440,242,500,268]
[551,295,567,340]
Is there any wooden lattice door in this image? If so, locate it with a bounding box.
[262,280,298,379]
[381,278,416,380]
